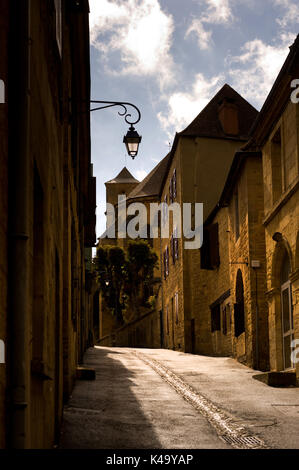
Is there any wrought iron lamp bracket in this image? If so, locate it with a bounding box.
[89,100,141,126]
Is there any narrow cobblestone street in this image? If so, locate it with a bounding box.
[60,347,299,449]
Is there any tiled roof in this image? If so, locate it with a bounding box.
[180,83,258,140]
[105,167,140,184]
[127,153,172,200]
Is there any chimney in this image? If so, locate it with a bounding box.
[218,98,239,135]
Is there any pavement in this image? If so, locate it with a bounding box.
[59,347,299,449]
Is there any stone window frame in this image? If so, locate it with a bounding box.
[210,290,230,334]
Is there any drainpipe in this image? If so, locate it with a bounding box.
[8,0,31,448]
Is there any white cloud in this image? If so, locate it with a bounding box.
[273,0,299,28]
[186,0,234,50]
[89,0,175,88]
[158,73,225,137]
[227,32,296,107]
[135,169,148,181]
[201,0,234,23]
[186,19,213,50]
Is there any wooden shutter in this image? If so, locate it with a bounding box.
[211,304,221,332]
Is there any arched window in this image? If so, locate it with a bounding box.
[280,251,294,370]
[234,270,245,337]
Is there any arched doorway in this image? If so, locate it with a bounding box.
[234,270,245,337]
[280,252,294,370]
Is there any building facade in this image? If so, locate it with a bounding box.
[0,0,96,448]
[245,35,299,382]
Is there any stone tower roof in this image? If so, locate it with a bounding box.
[105,167,140,185]
[127,153,171,200]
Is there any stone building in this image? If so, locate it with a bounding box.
[0,0,96,448]
[97,157,171,347]
[244,35,299,382]
[159,85,258,354]
[96,31,299,383]
[199,150,269,371]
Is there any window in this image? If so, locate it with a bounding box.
[200,223,220,269]
[163,246,169,279]
[169,169,177,203]
[171,227,179,264]
[211,304,221,332]
[54,0,62,56]
[222,304,230,336]
[175,292,179,324]
[165,246,169,277]
[234,190,240,240]
[280,251,294,370]
[210,291,230,335]
[271,128,283,204]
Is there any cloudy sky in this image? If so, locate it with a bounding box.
[89,0,299,237]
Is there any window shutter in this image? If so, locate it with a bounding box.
[209,223,220,268]
[211,304,221,332]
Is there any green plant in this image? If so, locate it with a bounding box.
[95,241,158,323]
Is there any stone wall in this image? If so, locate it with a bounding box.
[262,100,299,380]
[0,0,9,449]
[98,310,161,349]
